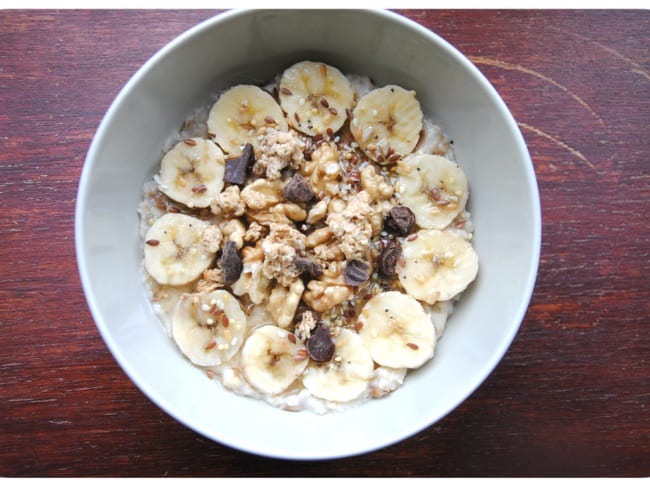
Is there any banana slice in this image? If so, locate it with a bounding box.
[278,60,354,137]
[302,328,374,403]
[144,213,215,286]
[241,324,309,395]
[358,291,435,369]
[207,84,288,155]
[398,229,478,304]
[157,137,226,209]
[172,290,248,367]
[422,300,455,340]
[350,85,423,162]
[396,154,468,229]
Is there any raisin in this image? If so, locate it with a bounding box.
[384,206,416,236]
[294,256,323,280]
[220,240,242,286]
[343,259,370,286]
[307,324,335,362]
[223,143,255,185]
[284,174,314,203]
[377,240,402,279]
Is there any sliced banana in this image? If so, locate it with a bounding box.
[157,137,226,209]
[422,300,455,340]
[398,229,478,304]
[396,154,468,229]
[172,290,248,367]
[241,324,309,395]
[279,60,354,137]
[358,291,435,369]
[144,213,215,286]
[302,328,374,403]
[207,84,288,155]
[350,85,423,162]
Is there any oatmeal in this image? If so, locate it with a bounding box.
[138,60,479,414]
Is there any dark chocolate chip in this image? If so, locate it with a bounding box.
[223,143,255,185]
[343,259,370,286]
[294,256,323,280]
[307,324,335,362]
[377,240,402,279]
[220,240,242,286]
[384,206,416,236]
[284,174,314,203]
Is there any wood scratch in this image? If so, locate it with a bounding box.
[469,56,604,125]
[518,122,596,170]
[549,28,650,82]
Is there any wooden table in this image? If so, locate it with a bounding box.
[1,9,648,477]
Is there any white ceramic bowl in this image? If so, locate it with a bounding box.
[76,9,541,460]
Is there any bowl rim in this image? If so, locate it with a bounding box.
[75,8,541,460]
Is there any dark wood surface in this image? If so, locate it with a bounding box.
[1,9,648,477]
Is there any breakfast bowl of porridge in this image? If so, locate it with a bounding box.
[75,9,541,460]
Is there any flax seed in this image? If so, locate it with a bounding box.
[280,87,292,96]
[145,239,160,246]
[183,138,197,146]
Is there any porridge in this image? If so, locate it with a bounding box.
[138,61,478,414]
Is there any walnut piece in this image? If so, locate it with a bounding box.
[219,218,246,250]
[240,178,284,210]
[302,280,353,313]
[268,279,305,329]
[301,142,341,196]
[231,246,271,305]
[360,165,394,202]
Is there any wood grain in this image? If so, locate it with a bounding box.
[1,9,648,477]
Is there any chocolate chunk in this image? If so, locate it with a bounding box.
[223,143,255,185]
[220,240,242,286]
[384,206,416,236]
[284,174,314,203]
[377,240,402,279]
[343,259,370,286]
[294,256,323,280]
[307,324,335,362]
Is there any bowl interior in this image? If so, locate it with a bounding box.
[76,9,540,460]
